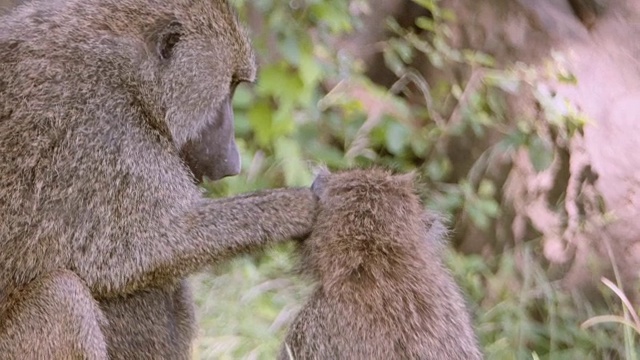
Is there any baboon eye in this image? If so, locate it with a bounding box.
[158,21,182,60]
[161,33,180,59]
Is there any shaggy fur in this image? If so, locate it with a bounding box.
[280,168,483,360]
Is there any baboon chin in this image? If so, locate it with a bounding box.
[280,168,483,360]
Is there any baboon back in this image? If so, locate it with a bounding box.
[280,168,483,360]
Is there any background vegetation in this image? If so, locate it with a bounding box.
[191,0,640,359]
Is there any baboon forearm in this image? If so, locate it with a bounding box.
[83,188,315,298]
[185,188,317,257]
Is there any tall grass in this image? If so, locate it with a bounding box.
[191,242,637,359]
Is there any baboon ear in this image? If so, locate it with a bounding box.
[154,21,182,60]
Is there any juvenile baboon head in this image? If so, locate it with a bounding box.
[311,168,423,232]
[306,169,426,280]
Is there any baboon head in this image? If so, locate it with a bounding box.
[146,0,256,183]
[108,0,256,183]
[3,0,255,183]
[307,168,426,254]
[311,168,421,218]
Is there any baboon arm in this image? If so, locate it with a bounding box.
[184,188,316,257]
[84,188,316,298]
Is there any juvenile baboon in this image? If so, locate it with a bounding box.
[279,168,483,360]
[0,0,317,359]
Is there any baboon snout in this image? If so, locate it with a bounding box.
[179,95,241,183]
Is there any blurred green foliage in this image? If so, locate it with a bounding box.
[193,0,637,359]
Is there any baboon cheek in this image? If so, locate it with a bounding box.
[179,97,241,183]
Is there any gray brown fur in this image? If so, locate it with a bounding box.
[0,0,20,14]
[1,269,108,359]
[0,0,317,359]
[279,168,483,360]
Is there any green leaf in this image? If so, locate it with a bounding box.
[385,121,411,155]
[415,16,436,32]
[389,38,414,63]
[427,50,444,69]
[426,158,451,182]
[478,179,496,198]
[247,100,274,147]
[411,0,438,14]
[298,53,322,88]
[528,136,555,172]
[257,63,304,103]
[272,104,296,137]
[232,83,254,109]
[498,129,527,152]
[557,69,578,85]
[383,49,405,76]
[310,2,352,34]
[486,87,506,115]
[280,33,301,65]
[428,189,464,213]
[409,130,431,156]
[467,51,496,67]
[274,138,313,186]
[477,198,500,217]
[233,112,251,138]
[441,9,457,22]
[468,207,491,231]
[484,71,521,94]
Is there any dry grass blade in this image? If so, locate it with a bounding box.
[285,343,295,360]
[600,277,640,328]
[581,315,640,335]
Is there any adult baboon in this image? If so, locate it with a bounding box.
[0,0,317,359]
[280,168,483,360]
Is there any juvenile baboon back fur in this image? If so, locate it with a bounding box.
[280,168,483,360]
[0,0,317,358]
